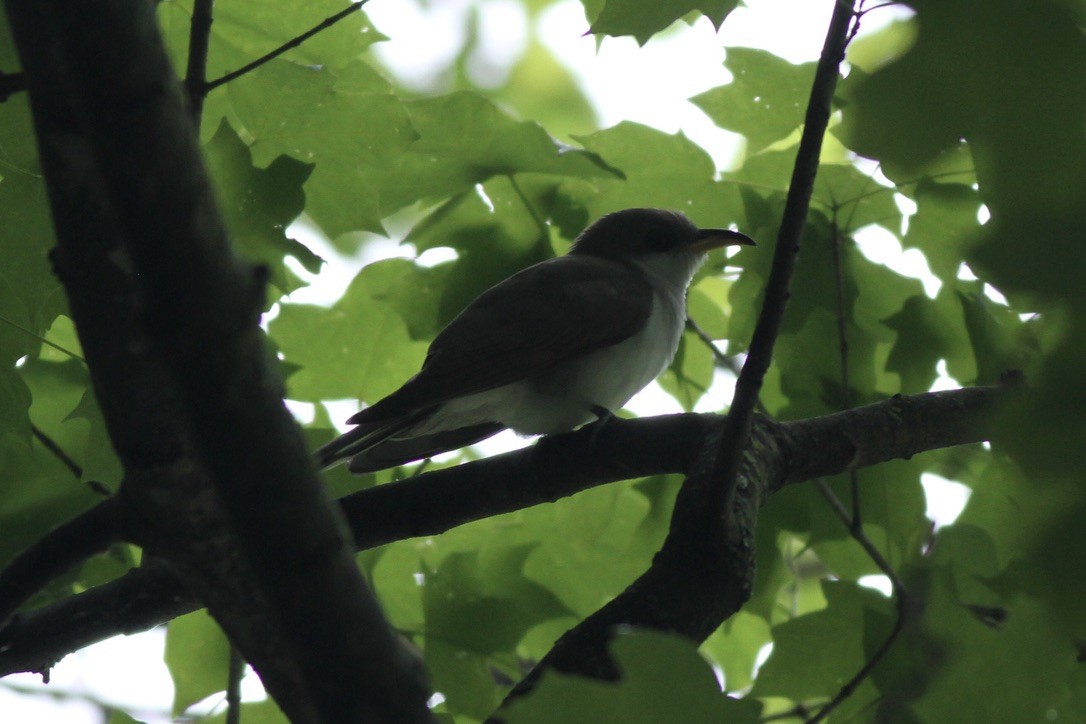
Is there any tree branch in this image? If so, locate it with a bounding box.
[0,498,124,629]
[183,0,214,127]
[30,423,84,480]
[6,1,431,720]
[0,386,1003,679]
[204,1,371,92]
[0,69,25,101]
[707,0,858,523]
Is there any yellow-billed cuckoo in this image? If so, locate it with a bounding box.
[317,208,755,473]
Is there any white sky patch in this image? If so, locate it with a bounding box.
[365,0,471,91]
[468,0,530,88]
[284,399,316,424]
[957,262,979,281]
[920,472,971,528]
[853,224,942,298]
[983,283,1009,306]
[752,641,774,678]
[539,2,743,170]
[858,574,893,597]
[929,359,961,392]
[3,630,174,723]
[417,246,460,267]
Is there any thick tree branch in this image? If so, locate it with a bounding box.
[0,386,1002,679]
[5,2,432,721]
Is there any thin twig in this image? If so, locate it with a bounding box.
[827,213,863,523]
[184,0,215,128]
[205,1,371,92]
[806,157,911,723]
[805,601,905,723]
[706,0,859,520]
[0,313,84,361]
[685,317,741,375]
[226,645,244,724]
[814,480,906,594]
[31,423,84,480]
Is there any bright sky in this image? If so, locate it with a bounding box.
[2,1,968,719]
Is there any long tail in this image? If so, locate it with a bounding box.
[314,412,427,470]
[342,421,504,473]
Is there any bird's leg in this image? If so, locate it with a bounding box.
[585,404,614,448]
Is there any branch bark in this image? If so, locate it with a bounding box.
[0,386,1003,679]
[4,2,432,720]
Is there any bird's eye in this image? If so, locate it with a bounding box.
[645,231,675,252]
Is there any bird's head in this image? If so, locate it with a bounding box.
[570,208,755,287]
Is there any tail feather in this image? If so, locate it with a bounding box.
[345,422,504,473]
[315,409,428,470]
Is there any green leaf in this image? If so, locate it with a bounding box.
[659,330,714,411]
[902,180,982,283]
[727,151,901,233]
[701,610,772,693]
[203,120,320,297]
[0,94,66,362]
[405,178,553,325]
[165,610,232,716]
[228,59,418,237]
[159,0,384,79]
[874,566,1077,721]
[752,580,894,700]
[574,122,745,228]
[269,280,427,403]
[692,48,816,153]
[588,0,741,45]
[522,483,656,617]
[882,292,971,393]
[377,91,621,216]
[505,629,761,723]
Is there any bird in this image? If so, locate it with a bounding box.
[316,208,755,473]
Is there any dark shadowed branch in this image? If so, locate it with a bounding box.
[5,1,432,720]
[0,385,1003,679]
[0,69,25,101]
[183,0,214,126]
[707,0,858,517]
[0,499,124,629]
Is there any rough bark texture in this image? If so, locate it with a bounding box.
[4,2,432,721]
[0,387,1003,678]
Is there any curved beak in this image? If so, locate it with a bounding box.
[688,228,757,254]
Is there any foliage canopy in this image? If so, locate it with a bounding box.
[2,0,1085,721]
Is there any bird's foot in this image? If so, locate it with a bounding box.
[585,405,614,449]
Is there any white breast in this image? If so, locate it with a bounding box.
[410,250,701,438]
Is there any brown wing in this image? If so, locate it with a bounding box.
[352,255,654,423]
